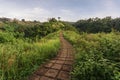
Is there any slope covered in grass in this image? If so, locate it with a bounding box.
[64,31,120,80]
[0,31,60,80]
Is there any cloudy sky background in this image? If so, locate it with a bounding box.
[0,0,120,22]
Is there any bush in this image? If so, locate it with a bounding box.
[0,32,60,80]
[63,31,120,80]
[0,32,15,43]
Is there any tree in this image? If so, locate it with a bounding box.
[21,19,25,22]
[58,17,61,21]
[48,18,57,22]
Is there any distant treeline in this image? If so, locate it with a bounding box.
[1,16,120,35]
[0,17,76,40]
[74,16,120,33]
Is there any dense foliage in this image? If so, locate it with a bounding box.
[0,17,77,80]
[0,31,60,80]
[0,17,120,80]
[74,17,120,33]
[0,17,77,40]
[64,31,120,80]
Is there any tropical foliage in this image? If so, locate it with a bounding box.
[64,31,120,80]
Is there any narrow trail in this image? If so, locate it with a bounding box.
[28,33,74,80]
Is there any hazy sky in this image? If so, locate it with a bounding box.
[0,0,120,22]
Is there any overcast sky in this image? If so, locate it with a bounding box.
[0,0,120,22]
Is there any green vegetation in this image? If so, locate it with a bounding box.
[64,31,120,80]
[0,31,60,80]
[0,18,66,80]
[0,17,120,80]
[0,17,76,40]
[74,17,120,33]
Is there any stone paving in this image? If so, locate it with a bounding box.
[28,33,74,80]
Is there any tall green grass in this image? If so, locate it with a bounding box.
[64,31,120,80]
[0,32,60,80]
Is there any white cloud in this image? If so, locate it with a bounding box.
[57,9,78,21]
[0,0,52,21]
[97,0,119,17]
[0,0,78,22]
[81,0,120,19]
[0,5,51,21]
[19,7,51,21]
[103,0,116,8]
[60,9,74,16]
[0,0,120,22]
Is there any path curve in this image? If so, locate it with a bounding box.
[28,32,74,80]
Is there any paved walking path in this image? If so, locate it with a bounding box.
[28,33,74,80]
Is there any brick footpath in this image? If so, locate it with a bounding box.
[28,33,74,80]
